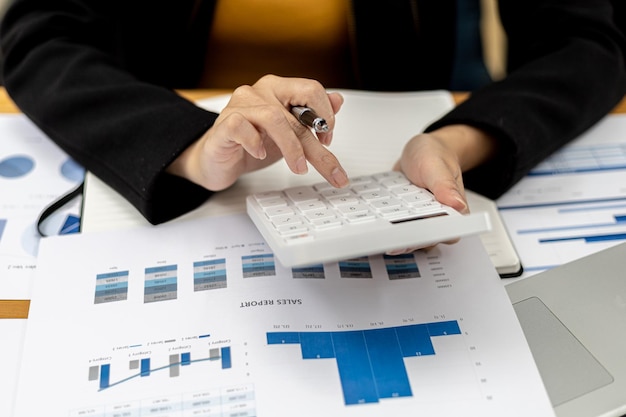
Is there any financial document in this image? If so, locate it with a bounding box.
[497,114,626,277]
[14,213,554,416]
[0,114,83,298]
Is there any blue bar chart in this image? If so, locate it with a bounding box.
[193,258,227,291]
[384,254,421,279]
[241,254,276,278]
[499,199,626,273]
[89,346,232,391]
[292,264,325,279]
[267,320,461,405]
[339,257,372,278]
[94,270,129,304]
[144,264,178,303]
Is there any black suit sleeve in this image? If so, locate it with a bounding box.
[427,0,626,199]
[0,0,217,224]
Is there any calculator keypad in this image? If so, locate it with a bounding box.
[251,171,446,243]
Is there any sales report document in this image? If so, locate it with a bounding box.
[14,212,554,416]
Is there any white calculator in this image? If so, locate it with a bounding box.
[246,171,492,267]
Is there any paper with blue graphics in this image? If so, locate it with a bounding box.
[496,114,626,278]
[14,213,554,416]
[0,114,84,298]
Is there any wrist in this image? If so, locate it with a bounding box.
[428,124,499,172]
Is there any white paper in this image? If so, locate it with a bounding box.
[0,114,84,298]
[0,319,27,417]
[497,114,626,277]
[14,213,554,416]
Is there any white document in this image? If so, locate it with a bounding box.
[0,114,84,298]
[14,213,554,416]
[496,114,626,277]
[0,319,27,417]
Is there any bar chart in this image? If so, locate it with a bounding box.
[89,346,232,391]
[94,270,129,304]
[338,256,373,278]
[144,264,178,303]
[242,253,276,278]
[193,258,227,291]
[384,253,421,279]
[267,320,461,406]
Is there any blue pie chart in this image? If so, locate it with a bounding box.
[0,155,35,178]
[60,158,85,183]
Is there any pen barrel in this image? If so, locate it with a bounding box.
[296,108,329,133]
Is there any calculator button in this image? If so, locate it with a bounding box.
[303,208,337,221]
[296,200,328,211]
[337,204,370,216]
[390,184,428,196]
[401,193,434,204]
[258,198,289,210]
[313,182,334,192]
[327,196,360,207]
[381,177,411,188]
[351,183,381,194]
[379,207,411,219]
[345,212,377,223]
[359,190,392,201]
[320,188,353,198]
[265,206,296,218]
[408,201,443,211]
[253,191,284,201]
[283,233,315,245]
[370,198,403,211]
[277,224,309,235]
[311,218,343,229]
[284,186,320,203]
[348,175,375,186]
[373,171,405,181]
[271,214,305,228]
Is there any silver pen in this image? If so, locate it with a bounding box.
[291,106,329,133]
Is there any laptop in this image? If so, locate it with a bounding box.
[506,242,626,417]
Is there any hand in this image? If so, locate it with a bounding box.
[388,124,498,254]
[168,75,349,191]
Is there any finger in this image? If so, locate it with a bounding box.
[255,76,340,144]
[299,130,350,188]
[427,177,468,214]
[214,112,267,160]
[238,103,309,175]
[314,92,344,146]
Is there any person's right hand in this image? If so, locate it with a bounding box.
[167,75,349,191]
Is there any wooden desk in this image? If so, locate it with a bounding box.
[1,88,625,318]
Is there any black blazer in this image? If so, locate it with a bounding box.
[1,0,625,224]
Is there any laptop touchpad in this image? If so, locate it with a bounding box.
[513,296,613,407]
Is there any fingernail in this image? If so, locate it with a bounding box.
[331,167,349,187]
[296,156,308,174]
[451,190,468,213]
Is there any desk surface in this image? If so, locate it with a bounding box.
[1,88,625,318]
